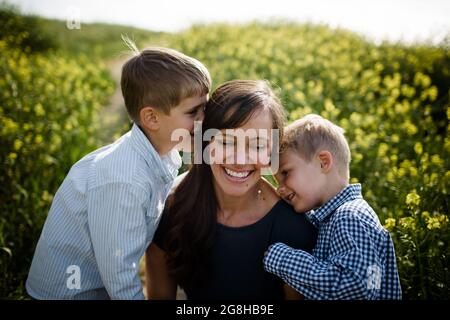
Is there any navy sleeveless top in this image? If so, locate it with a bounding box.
[153,199,318,300]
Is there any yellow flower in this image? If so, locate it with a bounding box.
[445,171,450,185]
[65,122,73,131]
[427,217,441,230]
[378,143,389,157]
[42,190,54,203]
[427,86,438,101]
[390,154,398,163]
[406,191,420,207]
[430,154,443,167]
[438,215,449,224]
[400,160,411,169]
[429,173,438,186]
[290,106,313,120]
[350,113,362,126]
[402,121,418,136]
[414,72,431,87]
[374,62,384,72]
[398,167,406,177]
[386,172,395,182]
[1,117,19,135]
[353,153,363,162]
[384,218,396,230]
[421,211,431,220]
[414,142,423,155]
[14,139,23,151]
[294,91,306,102]
[34,135,43,144]
[35,103,45,117]
[399,217,416,231]
[324,98,339,116]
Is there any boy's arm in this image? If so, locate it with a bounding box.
[87,182,148,300]
[264,216,380,300]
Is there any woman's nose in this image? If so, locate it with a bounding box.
[277,185,286,196]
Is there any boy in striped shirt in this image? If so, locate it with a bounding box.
[26,47,210,299]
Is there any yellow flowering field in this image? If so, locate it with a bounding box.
[0,17,115,298]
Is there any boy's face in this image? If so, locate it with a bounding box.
[158,94,208,152]
[275,149,325,213]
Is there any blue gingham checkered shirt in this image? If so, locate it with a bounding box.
[263,184,402,300]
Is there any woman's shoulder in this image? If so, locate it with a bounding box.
[271,200,318,252]
[271,200,309,226]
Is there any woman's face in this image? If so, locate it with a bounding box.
[209,109,274,198]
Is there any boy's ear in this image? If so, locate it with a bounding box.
[139,106,159,131]
[317,150,333,173]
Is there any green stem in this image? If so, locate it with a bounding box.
[415,232,427,299]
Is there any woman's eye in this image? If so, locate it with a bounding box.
[249,141,267,150]
[217,139,234,146]
[250,145,265,150]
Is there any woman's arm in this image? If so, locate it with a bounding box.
[283,284,304,300]
[145,243,177,299]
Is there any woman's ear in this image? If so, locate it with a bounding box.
[140,106,159,131]
[317,150,333,173]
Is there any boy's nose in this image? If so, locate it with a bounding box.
[197,110,205,122]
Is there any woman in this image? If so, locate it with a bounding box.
[146,80,317,299]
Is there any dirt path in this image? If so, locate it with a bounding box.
[97,56,129,145]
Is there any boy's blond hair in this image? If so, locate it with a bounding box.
[121,47,211,122]
[281,114,351,179]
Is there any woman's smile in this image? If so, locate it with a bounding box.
[221,165,255,183]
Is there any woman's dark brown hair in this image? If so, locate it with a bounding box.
[163,79,285,288]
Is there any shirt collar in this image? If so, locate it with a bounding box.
[306,184,363,227]
[130,123,182,184]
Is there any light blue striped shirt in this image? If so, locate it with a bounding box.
[26,124,181,300]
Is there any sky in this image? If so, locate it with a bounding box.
[7,0,450,44]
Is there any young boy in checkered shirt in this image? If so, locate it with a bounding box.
[263,114,402,300]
